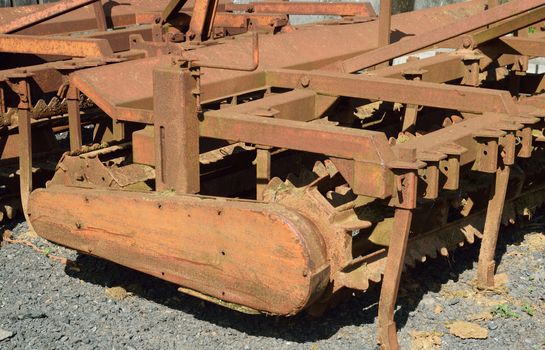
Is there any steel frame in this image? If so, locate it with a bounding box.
[2,1,545,350]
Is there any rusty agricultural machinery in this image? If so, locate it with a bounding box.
[2,0,545,348]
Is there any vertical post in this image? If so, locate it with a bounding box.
[378,207,413,350]
[188,0,220,42]
[378,0,392,48]
[476,133,514,287]
[93,0,108,31]
[67,85,82,151]
[476,165,511,287]
[378,147,418,350]
[15,79,32,215]
[153,60,200,193]
[112,120,125,141]
[256,146,271,201]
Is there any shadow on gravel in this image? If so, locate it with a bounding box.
[64,215,544,343]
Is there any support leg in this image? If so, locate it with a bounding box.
[378,207,413,350]
[93,0,108,31]
[255,147,271,201]
[153,62,200,193]
[67,86,82,152]
[378,0,392,48]
[13,79,33,218]
[112,120,125,141]
[476,164,510,287]
[18,109,32,215]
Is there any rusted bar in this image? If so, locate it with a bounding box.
[0,34,114,57]
[476,134,514,287]
[67,85,82,151]
[377,207,413,350]
[0,0,99,34]
[82,26,153,52]
[255,147,271,201]
[471,6,545,46]
[13,78,33,215]
[499,36,545,57]
[476,165,511,287]
[93,1,108,31]
[266,69,516,114]
[194,31,259,71]
[340,0,545,72]
[214,13,288,29]
[188,0,219,42]
[378,0,392,48]
[153,63,200,193]
[224,2,376,17]
[112,120,125,141]
[222,89,316,121]
[201,110,393,163]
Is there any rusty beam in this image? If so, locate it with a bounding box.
[471,5,545,46]
[499,36,545,57]
[214,13,288,29]
[189,0,219,42]
[0,0,99,34]
[378,207,413,350]
[378,0,392,48]
[339,0,545,72]
[224,2,376,17]
[371,54,464,82]
[201,109,393,163]
[67,85,82,151]
[153,64,200,193]
[81,26,153,52]
[92,1,108,31]
[221,89,317,121]
[266,69,517,114]
[0,34,113,58]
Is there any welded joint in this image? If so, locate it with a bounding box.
[417,150,447,200]
[388,147,420,210]
[458,50,484,86]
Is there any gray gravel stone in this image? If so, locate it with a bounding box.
[1,214,545,349]
[0,329,14,341]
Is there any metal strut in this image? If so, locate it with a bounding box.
[476,134,515,287]
[378,207,413,350]
[378,147,419,349]
[10,76,33,220]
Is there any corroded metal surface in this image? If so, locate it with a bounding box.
[2,0,545,349]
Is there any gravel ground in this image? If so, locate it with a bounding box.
[0,214,544,350]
